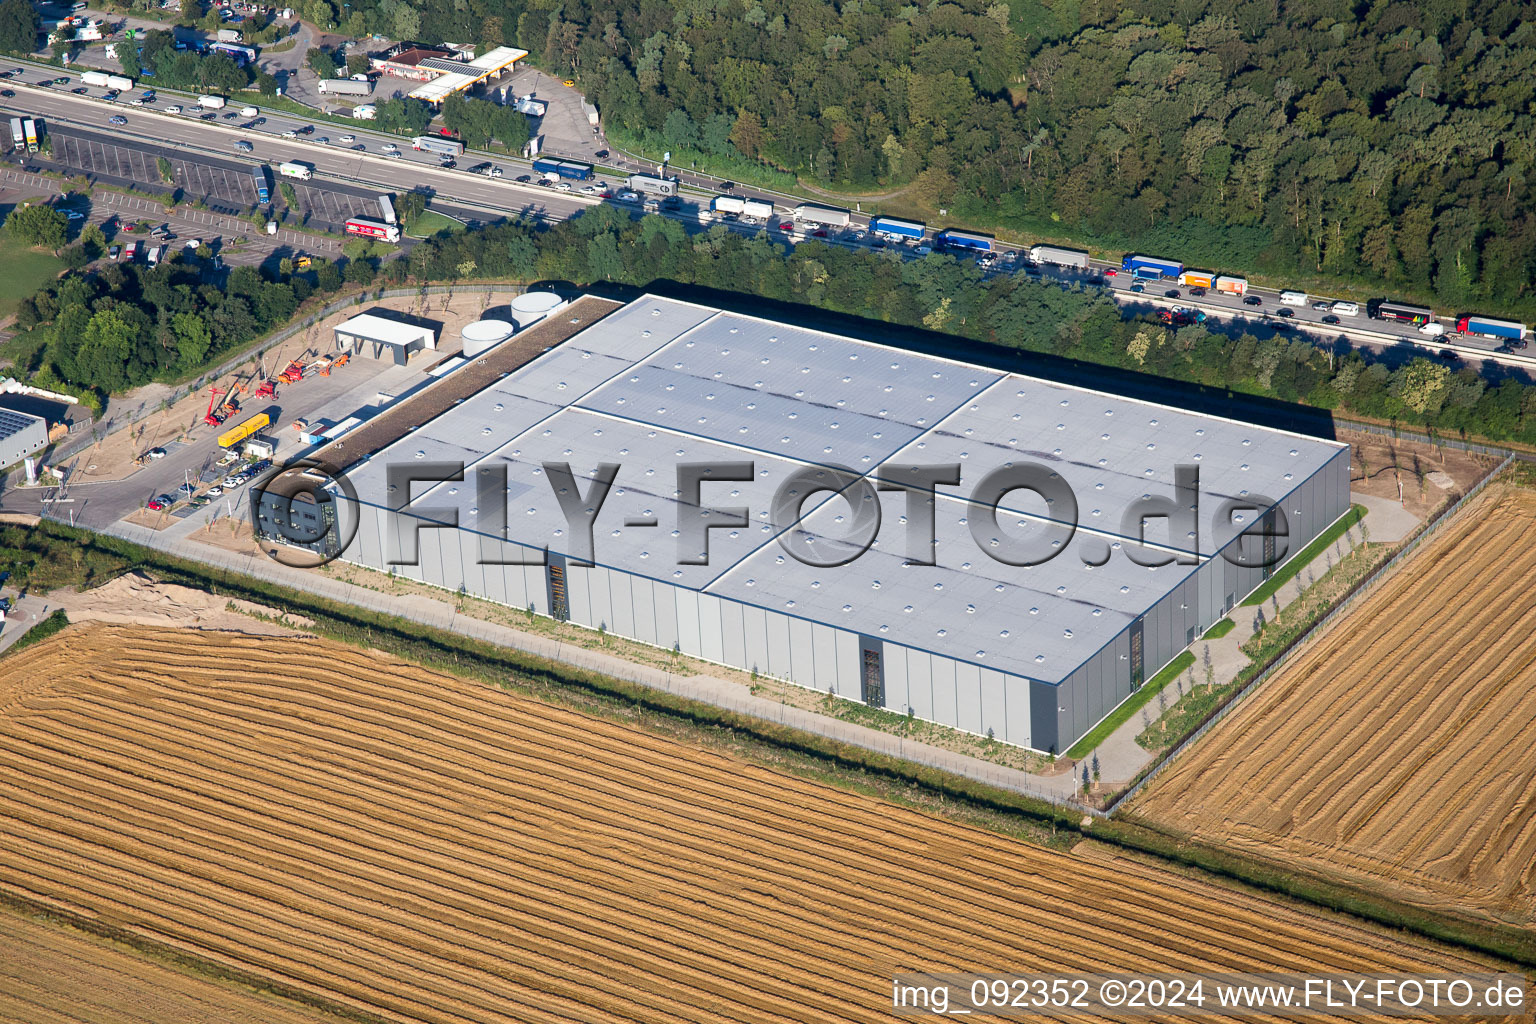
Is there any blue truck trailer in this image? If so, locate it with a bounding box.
[532,157,593,181]
[1121,254,1183,278]
[869,216,925,239]
[935,229,993,252]
[1456,315,1527,342]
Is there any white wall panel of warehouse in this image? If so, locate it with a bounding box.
[331,294,1350,752]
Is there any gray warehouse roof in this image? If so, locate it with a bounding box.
[344,295,1345,683]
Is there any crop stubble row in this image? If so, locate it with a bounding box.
[0,625,1498,1023]
[1136,491,1536,926]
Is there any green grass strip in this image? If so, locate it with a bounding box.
[1066,650,1194,760]
[1242,504,1366,607]
[1201,617,1236,639]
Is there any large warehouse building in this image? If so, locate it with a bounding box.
[329,295,1350,752]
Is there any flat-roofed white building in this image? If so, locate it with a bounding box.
[328,295,1350,753]
[0,408,48,468]
[333,312,437,366]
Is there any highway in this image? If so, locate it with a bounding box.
[2,56,1531,373]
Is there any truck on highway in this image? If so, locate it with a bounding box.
[1178,269,1214,288]
[279,160,312,180]
[1214,274,1248,296]
[870,216,926,240]
[626,173,679,197]
[81,70,134,91]
[7,117,21,152]
[936,229,994,252]
[412,135,464,158]
[1121,254,1182,278]
[218,412,270,449]
[793,203,852,229]
[711,195,774,220]
[318,77,372,96]
[22,118,37,152]
[198,94,226,109]
[530,156,592,180]
[1456,315,1528,342]
[1028,244,1089,270]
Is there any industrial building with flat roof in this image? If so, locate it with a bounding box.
[329,295,1349,752]
[0,408,49,468]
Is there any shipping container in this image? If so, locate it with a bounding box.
[1028,245,1090,270]
[869,216,925,239]
[793,203,852,228]
[1214,275,1247,295]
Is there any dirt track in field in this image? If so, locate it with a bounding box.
[0,905,340,1024]
[1136,489,1536,928]
[0,625,1502,1023]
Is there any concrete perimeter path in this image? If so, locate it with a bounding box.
[106,520,1082,807]
[1082,490,1422,789]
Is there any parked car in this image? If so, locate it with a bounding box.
[146,498,169,511]
[206,485,224,497]
[223,475,245,488]
[147,447,167,459]
[108,244,122,260]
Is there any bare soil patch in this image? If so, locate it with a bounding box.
[51,572,312,635]
[1341,429,1498,520]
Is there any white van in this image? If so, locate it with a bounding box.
[1331,300,1359,316]
[240,105,259,116]
[1419,322,1446,337]
[1279,290,1308,306]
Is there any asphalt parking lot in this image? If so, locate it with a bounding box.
[286,179,385,232]
[52,127,264,213]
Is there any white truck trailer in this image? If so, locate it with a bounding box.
[792,203,851,228]
[197,94,226,109]
[279,161,312,180]
[1027,245,1090,270]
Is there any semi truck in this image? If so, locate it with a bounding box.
[377,194,396,225]
[1456,315,1528,342]
[22,118,37,152]
[1214,275,1247,295]
[412,135,464,157]
[209,42,256,64]
[250,165,269,204]
[1028,245,1090,270]
[512,94,546,117]
[1121,254,1182,278]
[869,216,926,240]
[793,203,852,229]
[318,77,373,96]
[279,161,313,180]
[936,229,994,252]
[218,413,270,449]
[1178,269,1214,288]
[8,117,22,151]
[344,216,401,243]
[530,156,593,180]
[81,70,134,91]
[626,173,679,197]
[711,195,774,219]
[197,94,226,109]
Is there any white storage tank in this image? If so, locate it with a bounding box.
[508,291,566,328]
[460,318,514,358]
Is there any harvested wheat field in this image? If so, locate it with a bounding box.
[0,624,1503,1024]
[0,904,340,1024]
[1136,489,1536,927]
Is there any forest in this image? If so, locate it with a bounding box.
[298,0,1531,321]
